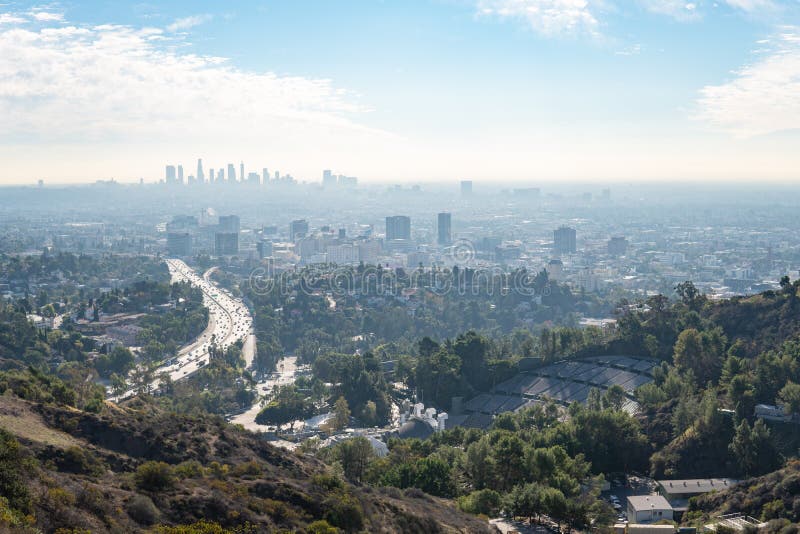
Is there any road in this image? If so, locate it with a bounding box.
[112,259,255,399]
[229,355,299,432]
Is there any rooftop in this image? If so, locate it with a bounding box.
[657,479,737,495]
[627,495,672,512]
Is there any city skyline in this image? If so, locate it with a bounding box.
[1,1,800,184]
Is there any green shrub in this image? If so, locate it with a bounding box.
[134,461,174,492]
[126,493,160,525]
[0,428,33,513]
[457,489,502,516]
[322,493,364,532]
[307,520,340,534]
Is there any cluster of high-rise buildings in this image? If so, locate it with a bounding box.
[164,161,358,189]
[164,159,298,186]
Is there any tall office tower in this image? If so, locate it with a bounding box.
[289,219,309,241]
[322,169,337,187]
[167,232,192,256]
[209,169,215,183]
[218,168,224,183]
[460,180,473,196]
[165,165,176,184]
[554,226,577,254]
[256,239,273,259]
[240,162,245,185]
[262,168,269,183]
[248,172,260,185]
[227,163,236,183]
[437,212,452,246]
[214,232,239,256]
[608,236,628,257]
[274,171,280,180]
[338,228,346,239]
[196,159,204,184]
[177,165,184,184]
[219,215,240,234]
[385,215,411,241]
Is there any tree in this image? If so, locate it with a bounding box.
[333,396,351,430]
[508,483,544,523]
[255,384,312,428]
[673,328,725,384]
[458,489,502,516]
[675,281,704,309]
[337,437,374,484]
[602,385,626,411]
[412,456,455,497]
[729,419,780,477]
[360,400,377,426]
[778,381,800,415]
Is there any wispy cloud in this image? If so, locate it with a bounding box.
[166,13,212,32]
[639,0,700,20]
[476,0,601,37]
[0,17,376,145]
[29,10,64,21]
[696,27,800,137]
[0,12,26,24]
[476,0,792,33]
[723,0,777,12]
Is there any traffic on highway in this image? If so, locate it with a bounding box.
[162,258,254,381]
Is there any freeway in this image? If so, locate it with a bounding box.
[111,259,255,399]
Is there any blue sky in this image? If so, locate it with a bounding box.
[1,0,799,183]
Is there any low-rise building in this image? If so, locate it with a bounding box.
[626,495,673,524]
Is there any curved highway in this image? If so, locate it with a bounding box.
[112,259,255,399]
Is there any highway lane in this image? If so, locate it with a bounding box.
[112,259,255,399]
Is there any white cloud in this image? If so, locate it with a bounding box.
[0,12,26,24]
[639,0,702,20]
[0,19,377,146]
[29,11,64,21]
[697,28,800,137]
[723,0,776,12]
[476,0,600,37]
[166,14,212,33]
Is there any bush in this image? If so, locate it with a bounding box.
[458,489,502,516]
[126,494,160,525]
[312,473,344,491]
[307,520,340,533]
[134,461,174,492]
[0,429,33,513]
[323,493,364,532]
[58,446,104,476]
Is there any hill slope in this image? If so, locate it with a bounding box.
[0,389,492,533]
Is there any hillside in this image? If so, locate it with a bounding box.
[0,381,492,533]
[689,459,800,524]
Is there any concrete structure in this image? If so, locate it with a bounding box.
[218,215,240,234]
[627,495,673,524]
[290,219,309,241]
[658,479,737,502]
[437,212,452,246]
[214,232,239,256]
[755,403,791,422]
[554,226,577,254]
[167,232,192,257]
[385,215,411,241]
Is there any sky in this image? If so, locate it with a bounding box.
[1,0,799,184]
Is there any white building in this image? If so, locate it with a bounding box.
[627,495,673,524]
[327,244,359,265]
